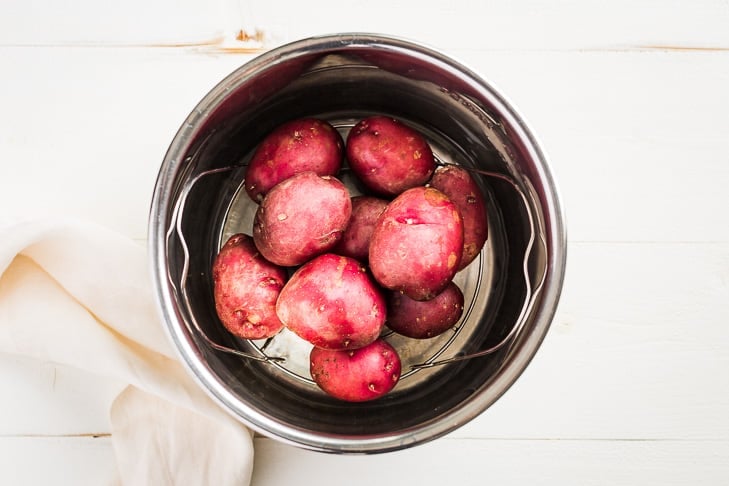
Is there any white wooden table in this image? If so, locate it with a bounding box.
[1,1,728,484]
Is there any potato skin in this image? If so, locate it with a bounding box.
[245,118,344,202]
[252,172,352,267]
[332,196,388,262]
[276,253,386,350]
[369,186,464,301]
[212,234,287,340]
[310,338,401,402]
[346,116,435,196]
[386,282,464,339]
[430,165,488,270]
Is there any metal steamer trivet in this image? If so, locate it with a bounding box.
[166,154,547,385]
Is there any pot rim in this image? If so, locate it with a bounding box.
[148,32,567,453]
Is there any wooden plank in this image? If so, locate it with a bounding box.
[0,354,122,436]
[453,241,729,441]
[0,46,255,240]
[0,0,230,46]
[251,437,729,486]
[448,48,729,244]
[0,47,727,243]
[0,436,117,485]
[2,1,728,50]
[0,242,725,441]
[0,436,725,486]
[239,0,729,51]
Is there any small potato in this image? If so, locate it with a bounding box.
[346,116,435,196]
[276,253,386,350]
[310,338,401,402]
[253,171,352,267]
[332,195,389,262]
[245,118,344,202]
[212,234,287,340]
[430,165,488,270]
[369,186,464,301]
[386,282,464,339]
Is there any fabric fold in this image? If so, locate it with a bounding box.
[0,218,253,485]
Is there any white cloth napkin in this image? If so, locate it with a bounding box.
[0,218,254,485]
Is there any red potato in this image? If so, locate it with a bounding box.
[212,234,287,340]
[332,196,389,261]
[252,171,352,267]
[369,186,464,301]
[346,116,435,197]
[276,253,386,350]
[430,165,488,270]
[310,338,401,402]
[245,118,344,202]
[386,282,464,339]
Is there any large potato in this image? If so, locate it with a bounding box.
[332,195,388,262]
[276,253,386,350]
[386,282,464,339]
[369,186,463,301]
[252,171,352,267]
[212,234,287,340]
[310,338,401,402]
[245,118,344,202]
[346,116,435,196]
[430,165,488,270]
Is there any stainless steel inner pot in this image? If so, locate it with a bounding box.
[149,33,566,453]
